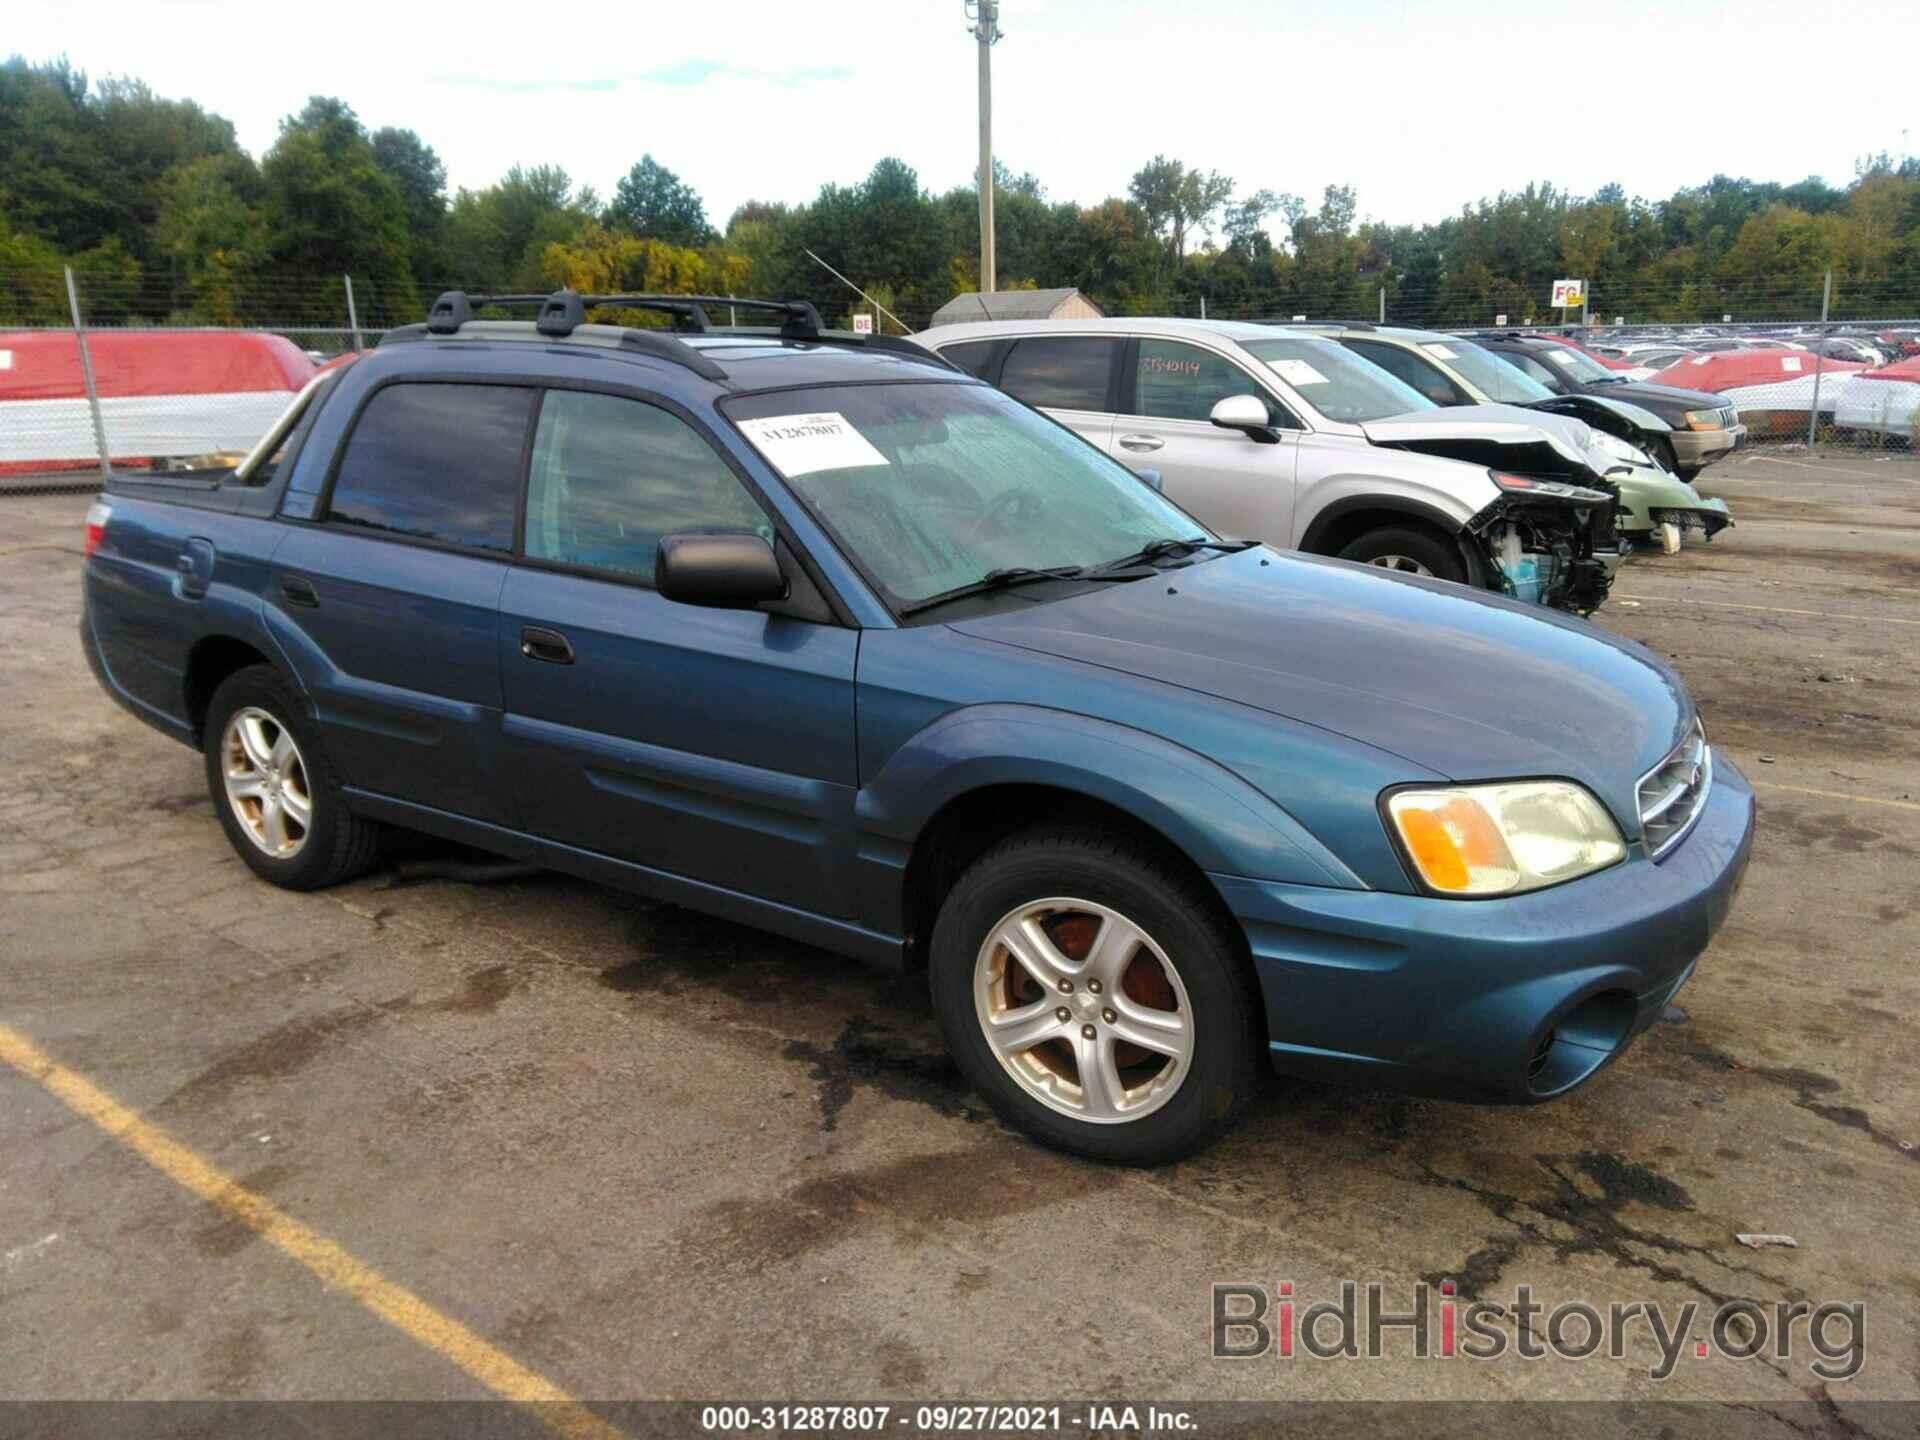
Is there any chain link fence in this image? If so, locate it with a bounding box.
[5,268,1915,495]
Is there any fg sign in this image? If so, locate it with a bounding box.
[1551,279,1586,309]
[852,313,874,334]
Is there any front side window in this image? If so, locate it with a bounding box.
[524,389,770,581]
[327,382,534,551]
[1131,339,1272,422]
[997,336,1121,411]
[725,382,1202,606]
[1344,340,1472,407]
[1238,337,1434,423]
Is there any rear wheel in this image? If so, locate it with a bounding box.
[1337,525,1466,584]
[203,666,382,890]
[929,827,1262,1164]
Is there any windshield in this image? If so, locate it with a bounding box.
[1439,340,1556,403]
[1237,337,1433,422]
[1535,344,1616,383]
[724,382,1205,606]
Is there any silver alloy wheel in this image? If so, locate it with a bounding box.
[220,706,313,859]
[1368,554,1433,576]
[973,897,1193,1124]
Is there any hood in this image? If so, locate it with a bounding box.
[1360,403,1605,481]
[1529,393,1673,436]
[951,548,1690,833]
[1587,379,1727,410]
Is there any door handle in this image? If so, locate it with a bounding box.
[279,574,319,608]
[520,626,574,665]
[1118,434,1165,452]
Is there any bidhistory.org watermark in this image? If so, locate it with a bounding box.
[1212,1281,1865,1381]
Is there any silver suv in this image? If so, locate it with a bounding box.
[914,318,1626,613]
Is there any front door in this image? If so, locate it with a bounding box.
[495,388,859,915]
[1109,337,1298,545]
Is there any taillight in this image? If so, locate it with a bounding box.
[84,500,112,559]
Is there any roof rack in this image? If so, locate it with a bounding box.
[1261,319,1374,332]
[423,290,824,339]
[398,288,959,379]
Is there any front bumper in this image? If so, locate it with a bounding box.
[1210,754,1755,1103]
[1671,424,1746,468]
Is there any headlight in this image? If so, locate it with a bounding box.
[1384,781,1627,897]
[1592,431,1652,467]
[1683,409,1723,431]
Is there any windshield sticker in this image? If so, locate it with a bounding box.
[1419,344,1457,360]
[1268,358,1329,386]
[1547,350,1578,365]
[735,412,889,476]
[0,350,11,370]
[1691,356,1711,365]
[1781,356,1802,372]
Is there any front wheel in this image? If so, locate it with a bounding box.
[929,827,1262,1164]
[1337,525,1467,584]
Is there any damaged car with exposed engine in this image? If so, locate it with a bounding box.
[913,318,1623,613]
[1325,324,1735,555]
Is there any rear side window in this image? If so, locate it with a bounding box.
[939,340,1004,381]
[1132,339,1267,422]
[998,337,1121,411]
[524,389,770,582]
[327,383,534,552]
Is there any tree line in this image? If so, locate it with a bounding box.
[4,54,1918,334]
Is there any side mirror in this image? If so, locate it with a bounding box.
[655,532,787,609]
[1136,467,1163,492]
[1209,394,1280,444]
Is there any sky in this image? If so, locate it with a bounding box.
[13,0,1919,237]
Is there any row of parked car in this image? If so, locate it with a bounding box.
[1541,325,1920,440]
[912,316,1743,613]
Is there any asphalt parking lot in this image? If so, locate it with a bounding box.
[2,453,1916,1433]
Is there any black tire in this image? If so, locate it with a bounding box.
[928,826,1262,1165]
[1676,466,1701,483]
[1648,436,1681,476]
[1336,525,1467,584]
[202,665,382,890]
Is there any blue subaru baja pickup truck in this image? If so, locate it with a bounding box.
[79,290,1753,1163]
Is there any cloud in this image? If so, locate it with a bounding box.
[433,58,852,94]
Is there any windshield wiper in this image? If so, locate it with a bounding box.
[1086,536,1259,574]
[896,565,1093,616]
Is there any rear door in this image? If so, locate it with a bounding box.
[993,335,1123,452]
[270,380,533,826]
[495,387,859,914]
[1111,337,1299,544]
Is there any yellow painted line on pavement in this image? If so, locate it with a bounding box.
[0,1023,624,1440]
[1612,594,1920,627]
[1750,781,1920,814]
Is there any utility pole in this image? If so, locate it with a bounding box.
[967,1,1002,293]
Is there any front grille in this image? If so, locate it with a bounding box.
[1637,720,1711,859]
[1719,404,1738,428]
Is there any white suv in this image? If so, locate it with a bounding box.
[914,318,1626,613]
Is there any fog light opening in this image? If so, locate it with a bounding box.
[1526,991,1636,1097]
